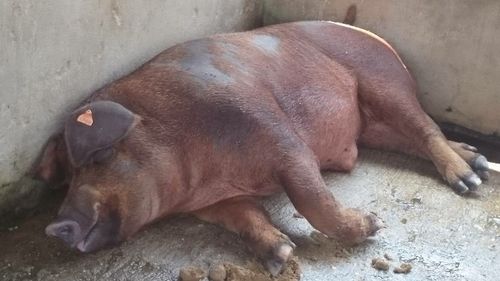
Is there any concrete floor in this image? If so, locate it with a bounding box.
[1,149,499,281]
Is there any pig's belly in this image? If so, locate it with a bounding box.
[307,113,361,171]
[288,91,361,172]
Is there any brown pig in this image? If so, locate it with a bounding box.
[35,21,489,275]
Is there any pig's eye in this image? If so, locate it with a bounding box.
[90,147,115,164]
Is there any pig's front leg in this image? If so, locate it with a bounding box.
[278,146,384,245]
[193,196,295,276]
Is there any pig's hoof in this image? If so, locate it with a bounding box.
[366,212,386,236]
[264,242,295,276]
[452,172,482,194]
[448,141,490,184]
[471,155,490,180]
[335,210,385,246]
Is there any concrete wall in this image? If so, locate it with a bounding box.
[0,0,263,216]
[264,0,500,136]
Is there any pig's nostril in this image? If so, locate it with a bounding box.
[46,220,81,246]
[58,225,73,237]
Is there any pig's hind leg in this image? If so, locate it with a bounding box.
[358,83,489,193]
[193,196,295,276]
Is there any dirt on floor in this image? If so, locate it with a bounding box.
[0,149,499,281]
[223,257,301,281]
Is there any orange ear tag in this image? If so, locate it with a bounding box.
[76,109,94,126]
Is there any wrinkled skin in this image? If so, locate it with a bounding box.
[35,21,489,275]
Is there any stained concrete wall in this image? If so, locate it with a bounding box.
[0,0,263,216]
[264,0,500,136]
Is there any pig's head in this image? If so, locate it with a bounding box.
[36,101,160,252]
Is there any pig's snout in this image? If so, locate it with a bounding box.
[45,220,82,247]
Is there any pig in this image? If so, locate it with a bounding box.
[35,21,489,275]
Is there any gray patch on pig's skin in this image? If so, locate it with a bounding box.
[251,34,280,54]
[217,42,250,76]
[180,40,234,86]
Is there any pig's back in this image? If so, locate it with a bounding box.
[96,22,362,172]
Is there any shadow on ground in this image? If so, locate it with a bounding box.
[1,149,499,281]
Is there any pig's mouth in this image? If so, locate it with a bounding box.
[75,219,99,252]
[74,216,121,253]
[76,213,122,253]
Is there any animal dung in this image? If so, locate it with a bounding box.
[178,266,207,281]
[371,256,412,274]
[224,257,301,281]
[178,258,301,281]
[371,257,390,271]
[393,263,412,274]
[208,264,227,281]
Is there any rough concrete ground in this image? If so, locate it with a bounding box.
[1,149,499,281]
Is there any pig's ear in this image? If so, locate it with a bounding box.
[64,101,140,167]
[33,134,70,188]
